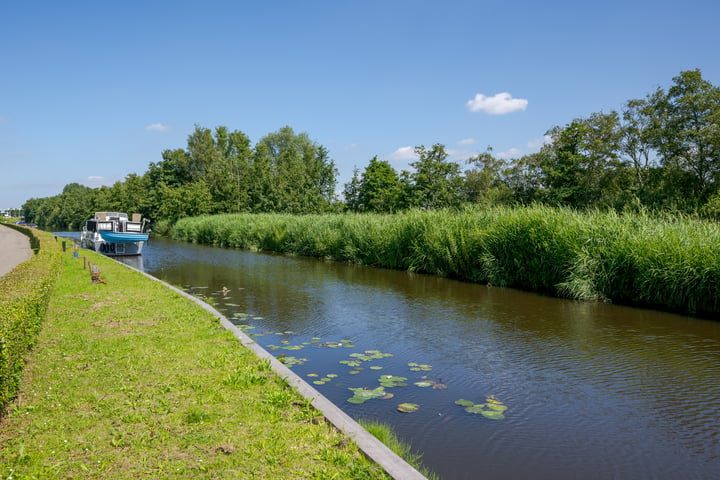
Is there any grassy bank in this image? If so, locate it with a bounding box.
[0,228,61,413]
[0,241,389,479]
[359,420,438,480]
[173,206,720,315]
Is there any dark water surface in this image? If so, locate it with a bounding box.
[98,236,720,479]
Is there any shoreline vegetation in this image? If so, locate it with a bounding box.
[0,233,395,479]
[173,205,720,317]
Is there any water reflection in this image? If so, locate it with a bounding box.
[118,236,720,479]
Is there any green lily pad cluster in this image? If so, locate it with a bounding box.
[455,395,508,420]
[267,343,305,351]
[307,373,338,385]
[397,402,419,413]
[249,330,274,337]
[347,387,388,404]
[408,362,432,372]
[378,375,408,388]
[276,355,308,367]
[339,350,393,374]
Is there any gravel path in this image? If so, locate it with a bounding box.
[0,224,32,276]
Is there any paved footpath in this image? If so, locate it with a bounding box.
[0,224,33,277]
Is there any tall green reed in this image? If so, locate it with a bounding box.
[172,206,720,315]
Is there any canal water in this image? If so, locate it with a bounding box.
[99,235,720,479]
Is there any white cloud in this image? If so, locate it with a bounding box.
[87,176,105,182]
[386,146,417,162]
[145,123,169,132]
[466,92,528,115]
[458,138,476,145]
[496,147,523,160]
[526,135,552,150]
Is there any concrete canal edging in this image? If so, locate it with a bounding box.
[118,260,428,480]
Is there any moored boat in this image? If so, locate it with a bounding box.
[80,212,149,256]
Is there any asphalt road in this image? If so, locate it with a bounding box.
[0,224,33,277]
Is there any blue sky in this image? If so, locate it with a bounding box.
[2,0,719,209]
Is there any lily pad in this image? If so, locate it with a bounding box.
[397,403,419,413]
[487,403,508,412]
[378,375,408,388]
[370,366,383,370]
[340,360,362,367]
[464,404,487,414]
[414,380,434,387]
[347,387,386,404]
[349,353,372,361]
[481,410,505,420]
[408,362,432,372]
[457,395,508,419]
[277,356,307,367]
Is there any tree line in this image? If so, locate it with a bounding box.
[23,126,338,231]
[23,70,720,230]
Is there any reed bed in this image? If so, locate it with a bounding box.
[173,206,720,315]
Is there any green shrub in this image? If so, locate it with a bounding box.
[0,229,62,414]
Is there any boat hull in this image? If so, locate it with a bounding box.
[80,231,146,256]
[99,231,149,243]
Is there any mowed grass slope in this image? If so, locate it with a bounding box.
[0,244,389,479]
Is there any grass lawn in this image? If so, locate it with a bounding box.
[0,244,389,479]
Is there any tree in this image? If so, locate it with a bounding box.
[185,126,253,213]
[254,126,337,213]
[537,112,627,208]
[503,153,546,205]
[407,144,463,209]
[343,167,362,212]
[462,148,513,205]
[355,157,403,213]
[621,96,660,193]
[651,69,720,203]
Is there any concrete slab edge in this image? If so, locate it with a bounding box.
[114,259,428,480]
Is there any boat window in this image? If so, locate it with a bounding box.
[97,222,114,231]
[126,222,142,232]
